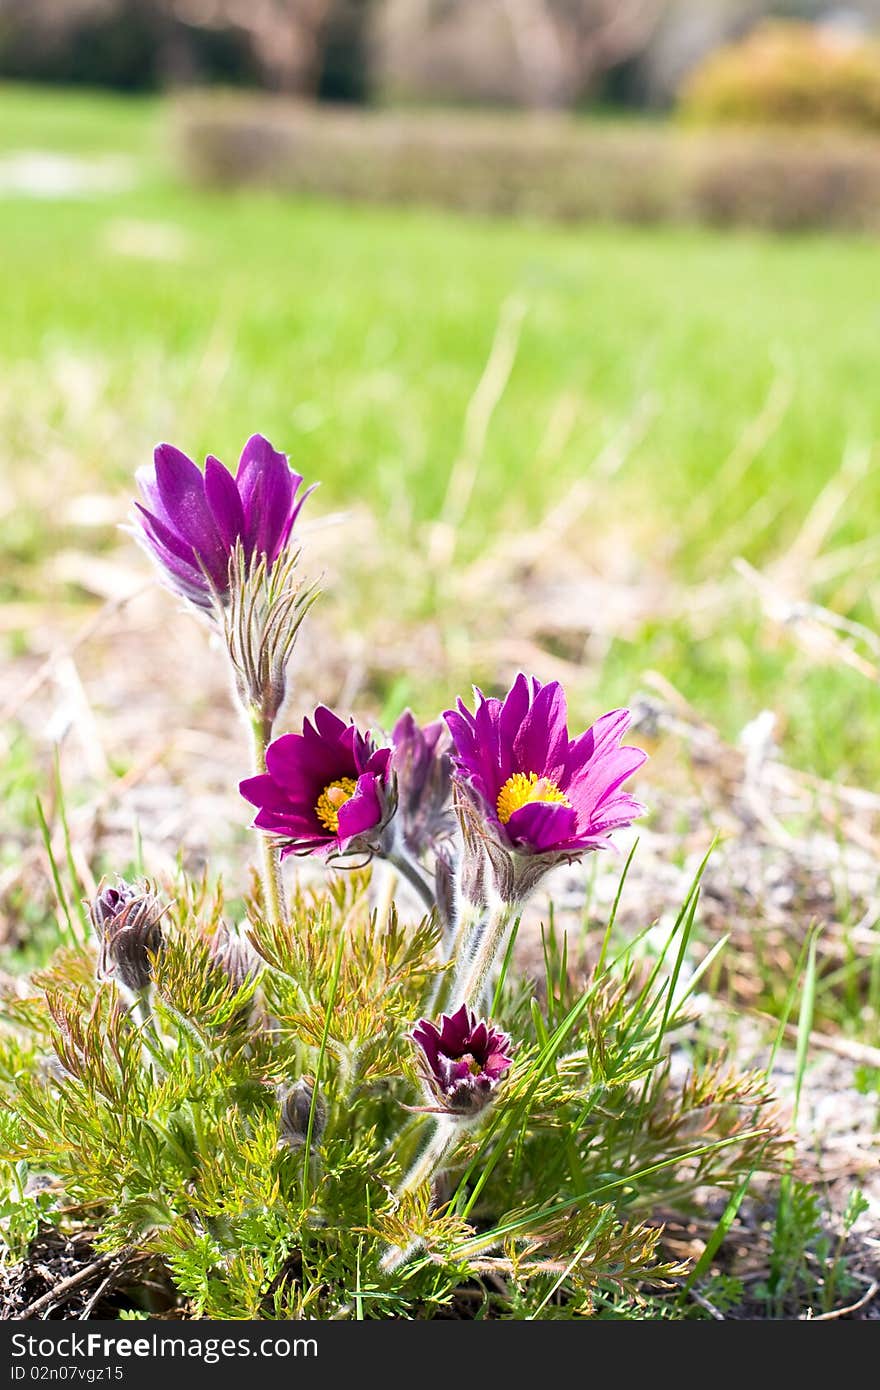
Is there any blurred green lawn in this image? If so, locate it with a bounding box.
[1,83,878,782]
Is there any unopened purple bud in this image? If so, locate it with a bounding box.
[206,921,262,992]
[412,1004,512,1119]
[278,1078,325,1150]
[90,880,138,934]
[89,878,164,994]
[390,710,455,857]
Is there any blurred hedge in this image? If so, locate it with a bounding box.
[680,21,880,133]
[177,98,880,234]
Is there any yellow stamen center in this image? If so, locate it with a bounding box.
[496,771,570,825]
[315,777,358,832]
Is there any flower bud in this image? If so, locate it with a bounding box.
[206,921,262,992]
[278,1078,325,1150]
[390,711,455,857]
[89,878,164,995]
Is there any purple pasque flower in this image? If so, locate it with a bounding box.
[240,706,393,860]
[390,709,455,856]
[412,1004,512,1118]
[445,674,646,867]
[133,434,313,610]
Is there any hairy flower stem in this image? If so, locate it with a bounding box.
[441,896,481,965]
[450,901,517,1013]
[132,991,166,1073]
[247,707,288,927]
[380,1117,456,1274]
[426,898,483,1014]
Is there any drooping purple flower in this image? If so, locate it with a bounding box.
[390,709,455,856]
[133,434,313,610]
[412,1004,512,1118]
[240,706,393,859]
[445,674,646,862]
[88,878,164,995]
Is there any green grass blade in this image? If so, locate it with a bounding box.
[54,748,90,941]
[35,796,77,949]
[596,836,639,977]
[490,911,522,1018]
[769,926,820,1312]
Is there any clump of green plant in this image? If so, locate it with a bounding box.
[0,434,784,1319]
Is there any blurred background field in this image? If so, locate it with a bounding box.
[2,81,878,768]
[0,1,879,1313]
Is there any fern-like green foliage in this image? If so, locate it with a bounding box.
[0,862,785,1319]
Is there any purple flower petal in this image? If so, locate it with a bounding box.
[412,1019,441,1071]
[265,729,346,788]
[134,502,200,571]
[512,678,568,779]
[336,774,383,846]
[564,709,634,776]
[153,444,227,580]
[505,799,578,853]
[239,772,279,809]
[133,504,213,606]
[566,745,647,812]
[497,673,533,761]
[312,705,352,744]
[443,1004,474,1054]
[235,433,293,559]
[365,745,393,779]
[204,455,246,550]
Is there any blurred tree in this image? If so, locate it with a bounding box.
[500,0,669,107]
[319,0,375,102]
[0,0,369,95]
[373,0,671,108]
[4,0,878,103]
[0,0,261,89]
[170,0,337,93]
